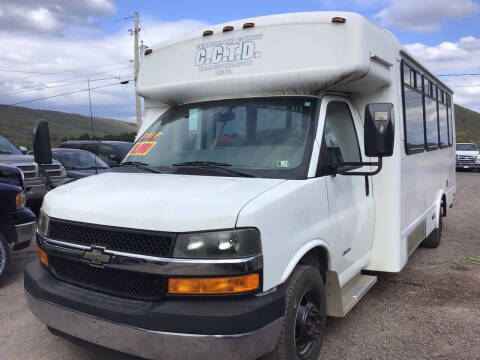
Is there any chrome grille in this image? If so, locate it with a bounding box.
[15,163,38,179]
[40,164,62,177]
[457,155,476,164]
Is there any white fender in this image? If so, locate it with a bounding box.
[433,190,445,228]
[280,239,331,283]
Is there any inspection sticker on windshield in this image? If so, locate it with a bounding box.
[277,160,289,168]
[128,142,157,156]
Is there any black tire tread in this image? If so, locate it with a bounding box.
[261,265,325,360]
[0,233,11,285]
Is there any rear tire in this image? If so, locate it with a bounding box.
[421,210,443,248]
[0,233,11,285]
[261,265,326,360]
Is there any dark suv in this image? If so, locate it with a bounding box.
[0,134,69,207]
[0,164,36,284]
[59,141,133,167]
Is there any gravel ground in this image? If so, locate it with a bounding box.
[0,171,479,360]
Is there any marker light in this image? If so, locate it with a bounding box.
[243,22,255,29]
[15,192,26,209]
[37,247,49,268]
[332,17,346,23]
[144,48,152,55]
[168,274,259,295]
[203,30,213,36]
[223,26,234,32]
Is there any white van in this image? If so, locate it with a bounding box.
[26,12,456,360]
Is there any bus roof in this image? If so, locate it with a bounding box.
[136,12,448,105]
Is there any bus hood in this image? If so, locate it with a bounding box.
[42,172,286,232]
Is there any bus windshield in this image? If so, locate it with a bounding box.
[123,97,317,179]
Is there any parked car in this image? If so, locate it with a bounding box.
[51,148,111,179]
[456,143,480,171]
[0,164,36,284]
[0,134,69,208]
[59,141,133,167]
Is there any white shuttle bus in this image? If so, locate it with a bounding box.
[26,12,456,360]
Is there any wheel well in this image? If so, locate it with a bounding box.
[298,247,328,282]
[441,194,447,217]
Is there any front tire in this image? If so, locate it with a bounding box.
[0,233,11,285]
[262,265,326,360]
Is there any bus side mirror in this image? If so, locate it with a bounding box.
[364,103,394,157]
[33,119,52,165]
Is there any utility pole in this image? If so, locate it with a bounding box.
[133,12,141,131]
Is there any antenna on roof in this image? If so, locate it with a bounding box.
[87,77,98,175]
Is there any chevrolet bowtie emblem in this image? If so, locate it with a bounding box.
[83,247,111,267]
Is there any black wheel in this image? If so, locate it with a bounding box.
[0,233,11,285]
[262,265,326,360]
[421,209,443,248]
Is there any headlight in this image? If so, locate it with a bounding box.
[15,191,26,209]
[173,228,261,259]
[38,210,50,237]
[60,167,68,177]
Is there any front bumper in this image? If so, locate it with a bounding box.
[456,162,480,169]
[13,221,36,248]
[0,208,36,248]
[25,261,284,360]
[23,181,46,201]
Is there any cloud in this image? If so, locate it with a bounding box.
[0,18,208,121]
[374,0,480,33]
[0,0,116,32]
[405,36,480,112]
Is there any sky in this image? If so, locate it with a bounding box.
[0,0,479,123]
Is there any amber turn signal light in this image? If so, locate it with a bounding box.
[243,22,255,29]
[223,26,234,32]
[332,17,346,23]
[37,247,49,268]
[144,48,152,55]
[203,30,213,36]
[168,273,259,295]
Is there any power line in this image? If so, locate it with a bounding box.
[0,15,135,40]
[1,60,132,83]
[0,75,132,96]
[139,24,153,44]
[437,73,480,77]
[2,65,134,89]
[451,84,480,88]
[2,80,133,107]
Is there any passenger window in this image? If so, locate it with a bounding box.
[447,95,454,146]
[424,95,439,150]
[438,102,449,147]
[323,102,361,166]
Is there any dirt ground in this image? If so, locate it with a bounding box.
[0,171,479,360]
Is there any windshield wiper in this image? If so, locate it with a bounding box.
[171,161,256,178]
[119,161,163,174]
[0,150,13,154]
